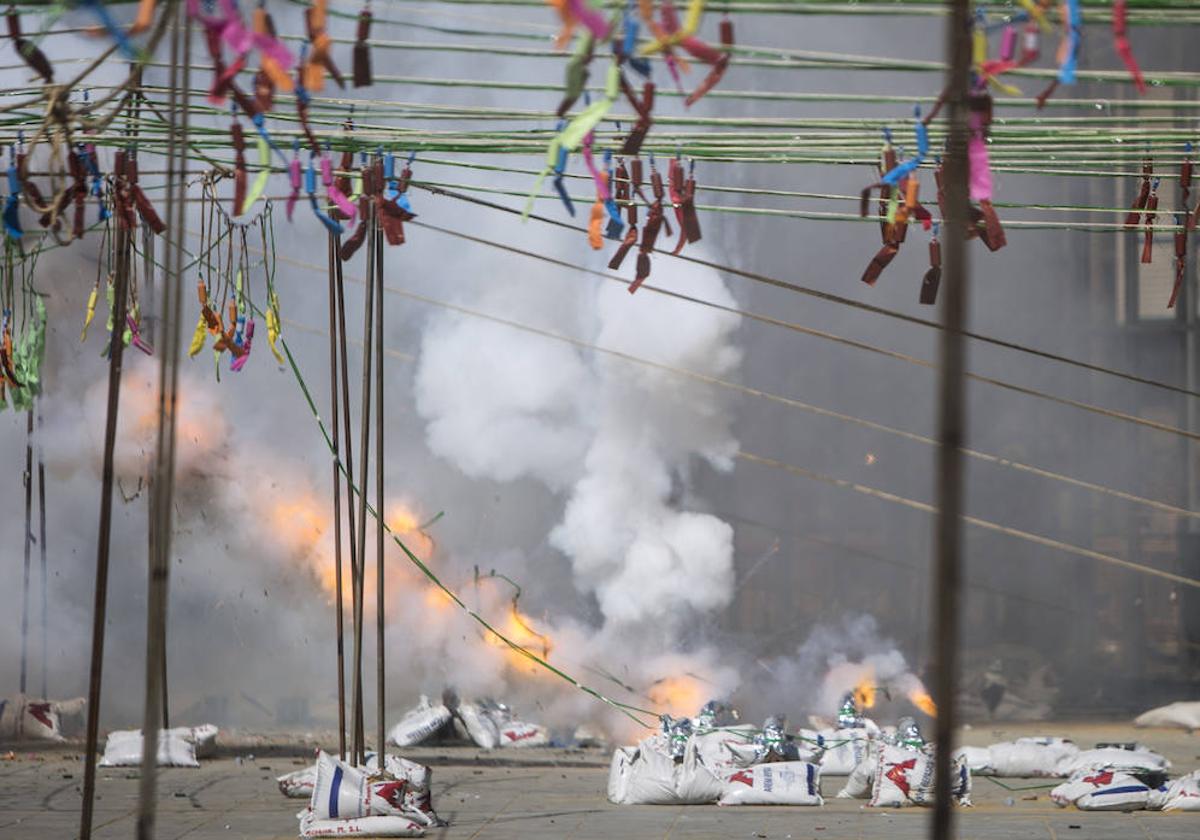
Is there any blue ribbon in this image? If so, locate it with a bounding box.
[880,106,928,186]
[1058,0,1081,84]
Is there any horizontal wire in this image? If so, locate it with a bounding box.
[735,451,1200,590]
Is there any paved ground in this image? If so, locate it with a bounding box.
[3,722,1198,839]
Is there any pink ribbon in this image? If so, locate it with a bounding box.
[967,111,992,202]
[566,0,611,39]
[321,156,357,220]
[286,157,301,221]
[581,133,610,202]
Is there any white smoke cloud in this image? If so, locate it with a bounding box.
[415,248,741,651]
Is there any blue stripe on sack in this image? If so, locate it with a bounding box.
[1093,785,1148,797]
[807,763,815,796]
[328,766,343,818]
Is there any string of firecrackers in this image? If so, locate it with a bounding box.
[851,0,1160,308]
[0,241,45,413]
[534,0,728,293]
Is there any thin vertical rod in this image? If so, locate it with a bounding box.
[930,1,971,838]
[374,201,386,762]
[327,232,347,759]
[351,205,376,765]
[79,196,134,840]
[334,243,363,763]
[20,407,32,695]
[138,6,189,838]
[37,401,47,701]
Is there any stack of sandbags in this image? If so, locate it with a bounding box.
[1134,701,1200,732]
[954,736,1079,777]
[607,734,724,805]
[278,750,435,817]
[0,694,86,741]
[98,725,218,768]
[1147,771,1200,811]
[1056,745,1169,776]
[297,752,438,837]
[454,699,548,749]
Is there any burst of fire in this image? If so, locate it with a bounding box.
[386,503,435,558]
[909,690,937,717]
[648,675,707,718]
[269,493,334,593]
[853,676,878,710]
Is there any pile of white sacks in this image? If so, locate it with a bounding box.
[387,693,548,750]
[281,751,443,837]
[956,735,1200,811]
[608,709,972,808]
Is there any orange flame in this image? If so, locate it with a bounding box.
[909,690,937,717]
[853,677,877,710]
[386,503,434,558]
[648,675,706,718]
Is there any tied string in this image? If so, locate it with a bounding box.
[271,328,657,729]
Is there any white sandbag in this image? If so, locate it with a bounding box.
[718,761,823,806]
[870,745,971,808]
[497,720,548,747]
[0,694,71,741]
[388,696,452,747]
[187,724,220,758]
[456,703,500,750]
[819,728,872,776]
[1051,768,1150,811]
[298,807,425,837]
[1056,747,1169,776]
[961,737,1078,777]
[837,742,878,799]
[607,737,724,805]
[1147,771,1200,812]
[280,752,437,824]
[99,729,199,768]
[692,727,757,772]
[1135,701,1200,731]
[311,752,416,820]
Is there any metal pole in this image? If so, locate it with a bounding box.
[79,182,134,840]
[374,201,386,761]
[327,232,348,759]
[37,401,47,701]
[930,1,971,839]
[334,242,363,763]
[137,6,189,837]
[351,204,376,766]
[20,407,32,695]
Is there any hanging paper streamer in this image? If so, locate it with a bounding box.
[1057,0,1081,84]
[547,0,578,50]
[920,225,941,305]
[307,156,343,235]
[242,136,272,214]
[1111,0,1147,95]
[684,18,733,107]
[1141,178,1159,264]
[557,31,595,117]
[231,319,255,372]
[1126,158,1152,227]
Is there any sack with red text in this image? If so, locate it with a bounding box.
[1147,771,1200,812]
[298,808,425,837]
[870,745,971,808]
[718,761,823,806]
[1051,768,1150,811]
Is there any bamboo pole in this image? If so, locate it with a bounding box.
[37,401,47,700]
[137,5,189,837]
[327,232,348,759]
[19,407,32,695]
[929,0,970,838]
[351,204,376,766]
[78,187,133,840]
[374,199,386,762]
